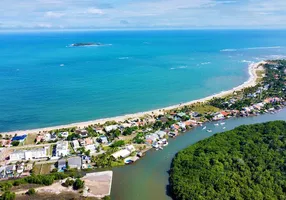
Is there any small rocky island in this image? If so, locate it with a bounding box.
[70,42,105,47]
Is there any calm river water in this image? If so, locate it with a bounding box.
[111,109,286,200]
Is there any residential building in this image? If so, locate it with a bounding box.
[212,113,225,121]
[145,133,159,144]
[68,156,82,170]
[10,147,48,162]
[111,145,135,159]
[58,158,67,172]
[0,139,11,147]
[72,140,80,151]
[104,125,118,133]
[56,141,69,157]
[98,135,108,144]
[76,129,88,138]
[156,130,167,139]
[59,132,69,138]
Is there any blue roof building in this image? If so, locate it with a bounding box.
[12,135,27,142]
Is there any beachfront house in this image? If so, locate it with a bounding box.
[44,133,51,142]
[93,127,105,134]
[55,141,69,157]
[12,135,27,143]
[50,133,58,141]
[35,135,44,143]
[0,139,12,147]
[9,147,48,162]
[59,132,69,138]
[111,145,135,160]
[104,125,118,133]
[76,129,89,138]
[68,156,82,170]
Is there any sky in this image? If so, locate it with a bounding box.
[1,0,286,30]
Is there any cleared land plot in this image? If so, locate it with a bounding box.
[33,164,52,175]
[82,171,113,198]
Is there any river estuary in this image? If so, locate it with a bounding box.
[110,109,286,200]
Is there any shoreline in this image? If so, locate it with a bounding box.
[1,61,265,136]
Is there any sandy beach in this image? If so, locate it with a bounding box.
[1,61,265,136]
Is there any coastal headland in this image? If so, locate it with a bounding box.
[1,61,265,136]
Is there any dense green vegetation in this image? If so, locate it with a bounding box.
[72,178,84,190]
[0,171,82,194]
[26,188,36,196]
[169,121,286,200]
[0,191,15,200]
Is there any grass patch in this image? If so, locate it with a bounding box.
[33,165,41,175]
[24,134,36,145]
[190,104,220,114]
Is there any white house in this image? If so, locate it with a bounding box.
[56,141,69,157]
[72,140,80,151]
[213,113,225,121]
[111,145,135,159]
[10,147,48,162]
[104,125,118,133]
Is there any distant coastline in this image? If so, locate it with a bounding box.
[1,61,265,136]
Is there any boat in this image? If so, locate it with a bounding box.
[220,122,225,125]
[163,142,169,147]
[159,146,163,150]
[207,129,212,133]
[202,126,206,130]
[214,123,219,126]
[223,127,226,129]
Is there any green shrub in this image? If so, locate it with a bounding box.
[26,188,36,196]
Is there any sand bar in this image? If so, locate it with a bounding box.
[1,61,265,136]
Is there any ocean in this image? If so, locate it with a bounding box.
[1,29,286,132]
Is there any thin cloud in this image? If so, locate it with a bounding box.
[85,8,104,15]
[45,11,65,18]
[0,0,286,29]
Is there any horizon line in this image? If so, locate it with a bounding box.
[1,27,286,33]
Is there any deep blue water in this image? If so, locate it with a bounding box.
[1,30,286,131]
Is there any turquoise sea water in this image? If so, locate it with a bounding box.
[1,30,286,132]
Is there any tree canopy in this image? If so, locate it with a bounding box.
[169,121,286,200]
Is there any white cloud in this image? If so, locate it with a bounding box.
[35,23,53,28]
[85,8,104,15]
[45,11,65,18]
